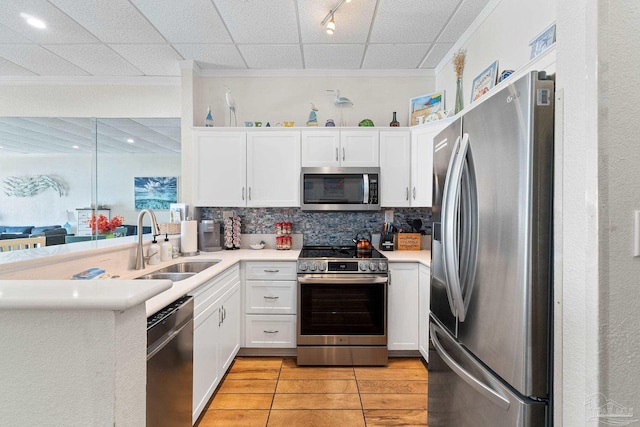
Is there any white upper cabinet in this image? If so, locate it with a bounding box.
[193,130,246,207]
[247,131,301,207]
[193,129,301,207]
[301,130,340,167]
[380,130,411,207]
[301,129,379,167]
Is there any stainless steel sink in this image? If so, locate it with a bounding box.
[135,260,220,281]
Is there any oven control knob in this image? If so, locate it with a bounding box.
[318,262,327,271]
[308,262,317,271]
[359,262,368,271]
[298,262,307,272]
[378,262,387,271]
[369,262,377,271]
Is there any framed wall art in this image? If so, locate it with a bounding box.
[409,91,444,126]
[134,176,177,210]
[470,60,498,103]
[529,22,556,59]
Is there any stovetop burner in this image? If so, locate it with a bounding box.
[299,245,386,260]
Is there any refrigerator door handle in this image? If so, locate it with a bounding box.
[430,322,511,410]
[440,135,462,317]
[442,133,470,321]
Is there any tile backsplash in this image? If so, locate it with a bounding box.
[200,207,432,246]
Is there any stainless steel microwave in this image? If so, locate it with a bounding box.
[300,167,380,211]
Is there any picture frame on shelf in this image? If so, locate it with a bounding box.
[529,22,556,59]
[409,91,445,126]
[470,60,498,103]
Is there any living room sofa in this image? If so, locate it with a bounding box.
[0,225,68,246]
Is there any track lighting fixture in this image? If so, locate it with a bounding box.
[320,0,352,35]
[326,14,335,34]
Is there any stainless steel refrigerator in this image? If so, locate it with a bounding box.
[429,71,554,427]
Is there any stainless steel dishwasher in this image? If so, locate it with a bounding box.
[147,295,194,427]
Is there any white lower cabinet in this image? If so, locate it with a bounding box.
[388,263,419,351]
[192,266,241,424]
[418,264,431,362]
[244,262,297,348]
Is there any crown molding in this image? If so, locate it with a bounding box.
[193,68,435,78]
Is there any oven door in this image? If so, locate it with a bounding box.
[297,274,387,346]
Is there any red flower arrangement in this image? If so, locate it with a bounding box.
[88,214,124,234]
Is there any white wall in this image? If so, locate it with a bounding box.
[0,81,180,117]
[435,0,556,110]
[0,153,180,230]
[196,74,434,129]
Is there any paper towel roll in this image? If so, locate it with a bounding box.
[180,220,198,255]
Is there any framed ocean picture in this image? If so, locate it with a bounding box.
[134,176,178,210]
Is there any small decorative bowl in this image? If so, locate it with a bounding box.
[250,243,265,250]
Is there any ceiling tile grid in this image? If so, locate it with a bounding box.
[0,0,491,76]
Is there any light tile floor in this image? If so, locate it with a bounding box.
[196,357,428,427]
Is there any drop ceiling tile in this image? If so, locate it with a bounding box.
[108,44,183,76]
[0,56,37,76]
[420,42,454,69]
[439,0,491,43]
[238,44,302,69]
[174,44,246,69]
[213,0,299,44]
[297,0,376,44]
[0,0,98,43]
[304,44,365,69]
[44,44,143,76]
[363,43,430,69]
[131,0,232,44]
[0,44,89,76]
[49,0,165,43]
[0,23,33,43]
[369,0,458,44]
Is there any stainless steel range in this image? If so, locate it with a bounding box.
[296,245,389,366]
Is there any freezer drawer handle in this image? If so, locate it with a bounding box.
[430,322,511,410]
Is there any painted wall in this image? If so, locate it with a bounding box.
[195,74,434,129]
[435,0,556,110]
[0,153,180,231]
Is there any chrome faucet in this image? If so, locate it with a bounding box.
[135,209,161,270]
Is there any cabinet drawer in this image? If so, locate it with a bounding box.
[192,265,239,318]
[245,315,296,348]
[245,280,296,314]
[245,262,296,280]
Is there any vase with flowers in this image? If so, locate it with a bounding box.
[453,49,466,114]
[88,214,124,238]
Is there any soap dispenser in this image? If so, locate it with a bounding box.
[161,233,172,262]
[148,236,161,265]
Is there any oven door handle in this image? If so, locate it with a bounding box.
[298,276,388,285]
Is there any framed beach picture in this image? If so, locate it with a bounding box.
[529,22,556,59]
[470,60,498,103]
[409,91,444,126]
[134,176,178,210]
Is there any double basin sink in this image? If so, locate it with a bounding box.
[135,260,220,282]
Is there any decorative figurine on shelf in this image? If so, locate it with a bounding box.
[453,49,466,114]
[327,89,353,126]
[266,122,271,127]
[358,119,374,127]
[306,103,319,126]
[325,119,335,127]
[390,111,400,127]
[224,85,237,126]
[205,106,213,127]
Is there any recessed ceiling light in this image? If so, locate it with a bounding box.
[72,145,79,149]
[126,138,135,144]
[20,12,46,29]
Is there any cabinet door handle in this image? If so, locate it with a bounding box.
[335,148,339,161]
[406,187,409,200]
[242,187,245,200]
[264,269,280,273]
[342,147,345,161]
[388,271,391,286]
[219,307,223,326]
[248,187,251,200]
[223,306,226,321]
[263,330,279,334]
[413,187,416,200]
[263,296,279,299]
